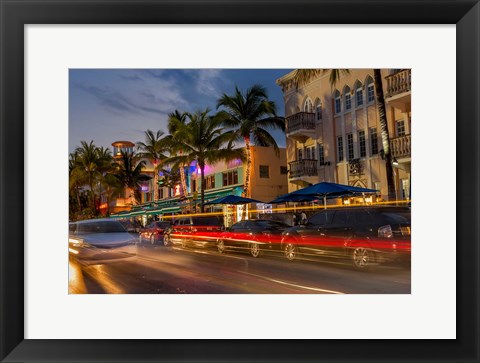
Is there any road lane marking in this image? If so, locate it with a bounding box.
[240,271,345,294]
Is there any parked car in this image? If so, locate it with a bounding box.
[217,219,290,257]
[69,218,138,262]
[139,221,172,245]
[281,206,411,269]
[163,216,224,248]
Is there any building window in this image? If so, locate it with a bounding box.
[316,103,322,120]
[222,170,238,186]
[370,127,379,155]
[335,97,341,114]
[259,165,270,178]
[298,148,303,160]
[345,93,352,110]
[356,87,364,107]
[337,136,344,162]
[206,175,215,190]
[401,179,410,200]
[159,188,164,199]
[304,98,313,113]
[347,133,354,160]
[280,166,288,175]
[396,120,406,136]
[318,143,325,165]
[358,130,366,157]
[305,145,315,160]
[367,83,375,103]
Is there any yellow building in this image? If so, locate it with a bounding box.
[276,69,411,202]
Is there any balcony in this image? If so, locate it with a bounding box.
[390,134,411,159]
[386,69,411,98]
[286,112,316,143]
[385,69,411,112]
[289,159,318,180]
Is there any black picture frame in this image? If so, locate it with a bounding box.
[1,1,478,362]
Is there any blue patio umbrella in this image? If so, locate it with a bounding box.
[203,195,263,206]
[268,182,377,208]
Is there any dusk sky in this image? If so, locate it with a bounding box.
[69,69,293,153]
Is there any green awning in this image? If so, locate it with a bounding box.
[146,208,163,216]
[161,206,181,214]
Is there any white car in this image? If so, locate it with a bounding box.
[69,218,138,263]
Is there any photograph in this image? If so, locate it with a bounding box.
[2,0,478,360]
[68,68,412,294]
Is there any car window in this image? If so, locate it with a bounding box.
[378,211,411,224]
[156,222,171,228]
[308,211,334,226]
[231,221,246,231]
[332,210,350,226]
[191,217,222,226]
[353,209,374,225]
[76,221,127,234]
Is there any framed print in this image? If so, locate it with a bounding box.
[1,0,479,362]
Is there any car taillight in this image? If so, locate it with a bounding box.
[378,225,393,238]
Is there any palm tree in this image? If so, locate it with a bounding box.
[373,69,396,201]
[216,85,285,203]
[95,147,123,215]
[136,129,167,201]
[74,140,101,211]
[166,110,189,197]
[69,151,87,217]
[114,151,147,205]
[292,69,396,201]
[164,109,243,212]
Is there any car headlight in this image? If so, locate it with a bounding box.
[69,237,84,247]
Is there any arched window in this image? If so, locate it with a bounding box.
[315,98,322,121]
[303,98,313,113]
[366,76,375,103]
[334,90,341,114]
[354,81,364,107]
[343,86,352,111]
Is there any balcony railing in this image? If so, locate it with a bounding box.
[390,134,411,158]
[286,112,316,134]
[289,159,318,179]
[385,69,411,98]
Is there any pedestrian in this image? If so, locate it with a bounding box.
[292,212,297,226]
[300,210,307,225]
[295,211,302,225]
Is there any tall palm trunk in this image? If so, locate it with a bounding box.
[241,137,252,220]
[199,161,206,213]
[152,161,158,201]
[179,151,187,197]
[374,69,396,201]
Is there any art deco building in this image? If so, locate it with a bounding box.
[276,69,411,202]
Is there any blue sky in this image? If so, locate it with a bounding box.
[69,69,293,153]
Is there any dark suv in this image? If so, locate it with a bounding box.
[163,216,224,248]
[281,206,411,269]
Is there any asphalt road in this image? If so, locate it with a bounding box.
[69,243,411,294]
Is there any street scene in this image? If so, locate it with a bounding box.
[69,69,411,294]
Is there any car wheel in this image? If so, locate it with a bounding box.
[284,242,297,261]
[150,235,156,245]
[217,239,225,254]
[163,234,170,246]
[352,246,374,270]
[250,243,260,258]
